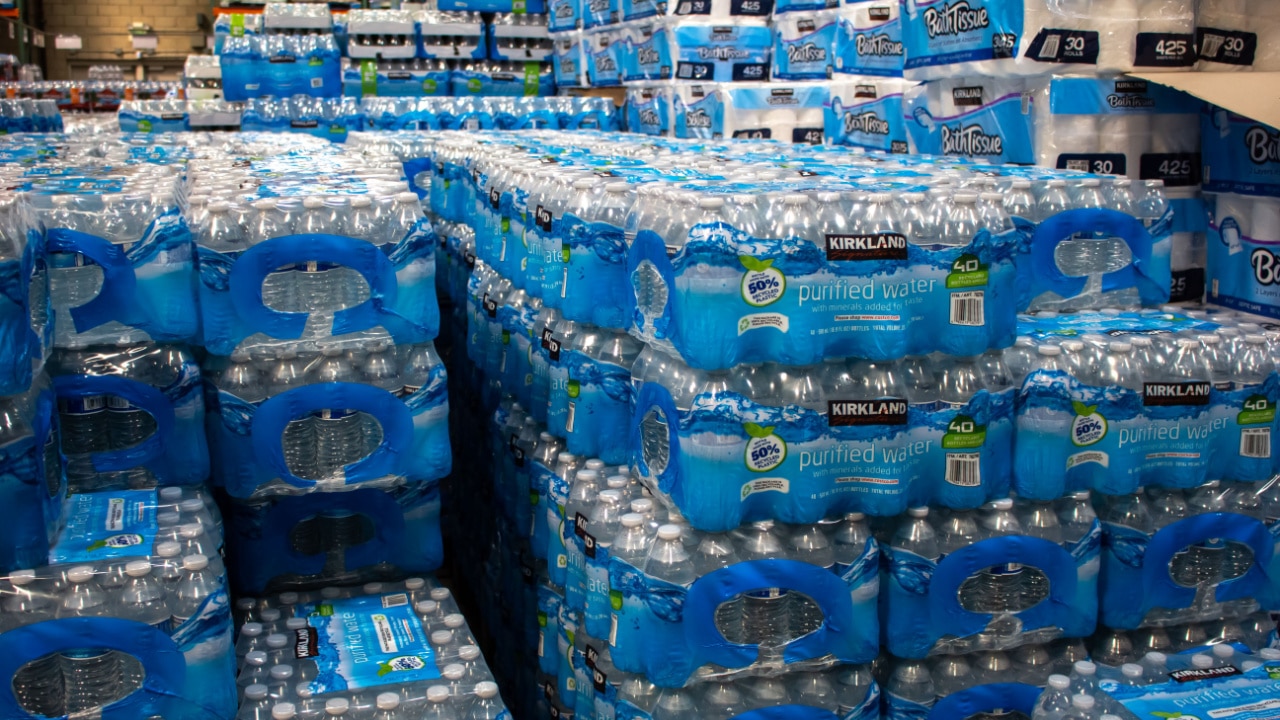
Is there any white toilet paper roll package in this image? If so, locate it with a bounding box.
[1196,0,1280,71]
[551,31,589,87]
[669,19,772,82]
[1208,192,1280,317]
[1202,106,1280,199]
[833,0,905,77]
[672,82,723,138]
[720,81,829,143]
[772,9,839,80]
[824,76,915,152]
[626,82,673,135]
[901,0,1196,81]
[903,76,1036,165]
[1032,76,1200,189]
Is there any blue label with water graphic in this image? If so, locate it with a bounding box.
[294,592,440,694]
[51,490,159,563]
[560,212,630,330]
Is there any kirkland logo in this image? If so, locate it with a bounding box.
[868,6,891,20]
[294,627,319,659]
[826,233,907,260]
[1114,79,1148,93]
[951,86,984,106]
[829,400,908,426]
[1143,382,1212,406]
[1169,666,1240,683]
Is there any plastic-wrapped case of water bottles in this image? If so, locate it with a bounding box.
[0,486,235,720]
[220,34,344,101]
[118,100,194,134]
[234,582,511,720]
[50,342,209,493]
[360,96,615,131]
[1012,309,1280,499]
[415,10,487,61]
[899,0,1197,81]
[19,161,198,350]
[342,59,453,100]
[0,99,64,134]
[489,14,555,62]
[345,10,420,61]
[241,97,364,141]
[0,190,51,397]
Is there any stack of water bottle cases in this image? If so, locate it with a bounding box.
[424,127,1280,720]
[0,130,511,720]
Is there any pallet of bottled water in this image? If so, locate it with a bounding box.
[223,482,443,595]
[882,498,1099,660]
[220,34,342,102]
[0,375,63,574]
[186,145,440,357]
[234,583,511,720]
[0,486,235,720]
[16,158,198,350]
[0,189,51,396]
[1030,648,1280,720]
[357,97,619,133]
[0,99,63,133]
[1012,309,1280,499]
[51,342,209,494]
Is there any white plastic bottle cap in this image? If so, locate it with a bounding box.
[260,608,282,623]
[278,592,299,605]
[444,613,465,629]
[351,196,372,209]
[1073,660,1096,675]
[396,192,419,204]
[156,541,181,558]
[160,486,184,501]
[1121,663,1143,678]
[362,582,384,595]
[1192,654,1214,668]
[303,196,325,210]
[244,683,269,700]
[442,663,465,680]
[325,698,349,715]
[430,588,452,602]
[183,555,209,571]
[991,498,1014,510]
[67,566,95,583]
[286,618,308,630]
[245,651,268,666]
[125,560,152,577]
[1072,694,1095,709]
[404,577,426,591]
[179,524,204,539]
[585,459,606,470]
[1038,345,1062,356]
[1213,644,1236,658]
[270,664,295,680]
[240,622,263,637]
[427,686,450,703]
[1260,648,1280,660]
[271,702,297,720]
[1046,674,1070,690]
[1144,651,1167,664]
[631,499,654,514]
[415,600,439,615]
[266,633,289,649]
[458,645,481,661]
[621,513,644,528]
[376,692,400,710]
[180,498,204,514]
[657,524,682,541]
[475,681,499,698]
[295,683,313,699]
[907,507,929,518]
[431,630,454,645]
[9,569,36,586]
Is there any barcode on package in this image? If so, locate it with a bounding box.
[1037,34,1060,59]
[950,291,984,326]
[310,77,323,89]
[945,453,981,487]
[381,593,409,608]
[1241,428,1271,459]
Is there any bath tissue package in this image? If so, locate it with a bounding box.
[671,20,772,82]
[1195,0,1280,71]
[626,83,673,134]
[672,82,723,137]
[772,10,839,80]
[719,81,829,142]
[901,0,1196,81]
[617,20,673,81]
[585,28,624,86]
[833,0,905,77]
[1202,106,1280,199]
[551,32,588,87]
[1207,192,1280,317]
[903,76,1036,164]
[1033,76,1200,186]
[824,76,914,152]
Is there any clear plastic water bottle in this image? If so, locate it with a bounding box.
[887,660,935,709]
[969,499,1025,630]
[644,524,696,586]
[238,683,273,720]
[788,524,834,637]
[170,554,218,628]
[736,520,791,650]
[59,565,120,715]
[117,559,170,630]
[270,348,315,480]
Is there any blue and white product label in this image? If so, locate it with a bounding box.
[773,0,834,16]
[632,376,924,531]
[208,361,450,498]
[619,0,657,23]
[619,22,671,82]
[196,223,439,355]
[1101,508,1273,630]
[581,0,617,30]
[549,0,583,31]
[585,30,623,87]
[552,33,586,87]
[673,84,723,139]
[559,210,629,328]
[342,65,450,99]
[772,12,838,80]
[671,22,772,83]
[903,79,1035,166]
[1203,107,1280,198]
[117,107,189,134]
[53,358,209,487]
[884,518,1100,659]
[0,218,50,395]
[292,593,439,695]
[625,86,670,136]
[835,1,905,76]
[825,79,911,153]
[906,390,1013,510]
[50,490,159,563]
[607,539,879,685]
[900,0,1022,78]
[225,484,443,595]
[1209,193,1280,319]
[1108,660,1280,718]
[47,205,198,345]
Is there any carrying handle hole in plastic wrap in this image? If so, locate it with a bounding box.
[280,410,384,483]
[1052,237,1136,278]
[258,262,373,315]
[956,565,1052,615]
[288,510,376,556]
[12,647,145,719]
[713,589,826,651]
